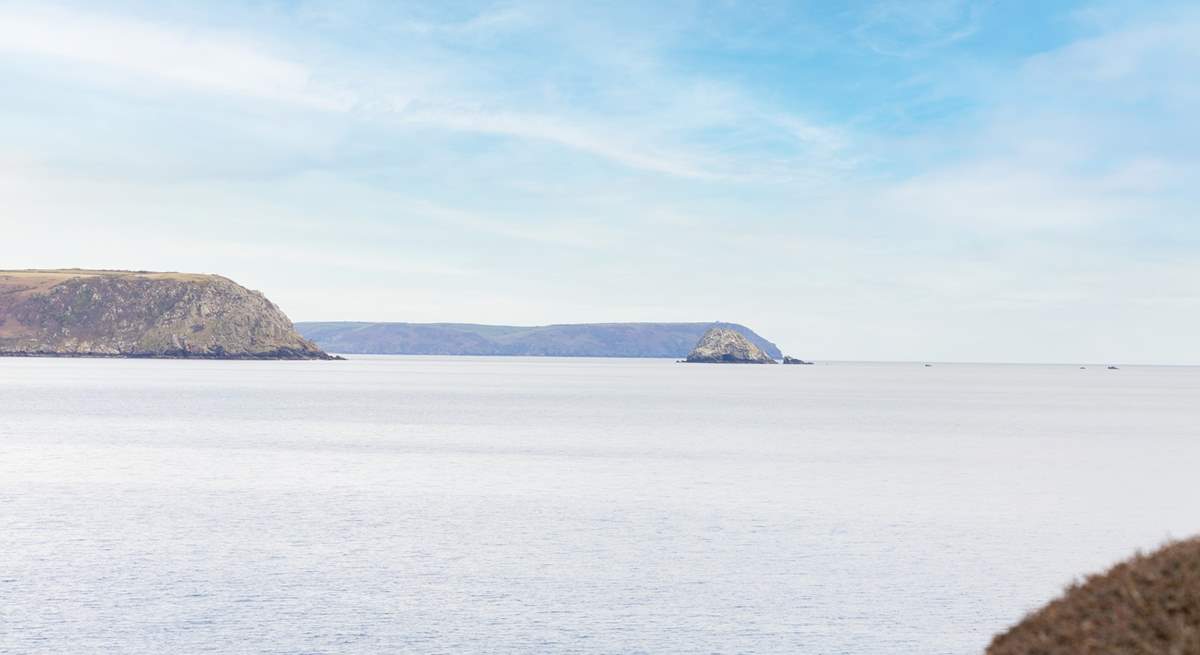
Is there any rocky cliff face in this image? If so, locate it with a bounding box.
[0,270,333,359]
[685,327,777,364]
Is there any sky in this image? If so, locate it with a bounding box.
[1,0,1197,363]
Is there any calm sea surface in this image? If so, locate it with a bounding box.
[2,356,1198,654]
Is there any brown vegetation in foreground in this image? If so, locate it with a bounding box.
[988,537,1200,655]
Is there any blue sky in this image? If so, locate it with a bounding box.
[1,0,1197,362]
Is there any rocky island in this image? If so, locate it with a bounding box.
[685,327,777,364]
[0,269,334,359]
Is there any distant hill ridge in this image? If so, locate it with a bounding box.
[296,321,783,359]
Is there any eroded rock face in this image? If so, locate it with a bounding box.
[0,270,333,359]
[685,327,777,364]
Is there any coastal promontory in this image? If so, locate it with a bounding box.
[0,269,333,359]
[685,327,777,363]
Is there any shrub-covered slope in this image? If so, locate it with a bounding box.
[988,537,1200,654]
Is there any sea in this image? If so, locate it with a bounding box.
[2,356,1198,654]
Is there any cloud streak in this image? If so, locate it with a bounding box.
[0,3,849,181]
[393,105,721,179]
[0,5,350,109]
[852,0,990,57]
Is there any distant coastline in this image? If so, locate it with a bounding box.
[296,321,783,359]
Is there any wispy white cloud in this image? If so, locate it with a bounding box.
[866,3,1199,236]
[879,162,1142,231]
[0,3,848,181]
[388,4,533,37]
[0,5,351,109]
[0,157,615,256]
[852,0,989,57]
[393,105,722,179]
[1022,11,1200,104]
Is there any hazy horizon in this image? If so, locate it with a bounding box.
[3,1,1197,364]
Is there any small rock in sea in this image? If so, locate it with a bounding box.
[782,356,813,365]
[1107,365,1119,370]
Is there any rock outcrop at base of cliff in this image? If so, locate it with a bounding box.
[0,270,334,359]
[685,327,777,364]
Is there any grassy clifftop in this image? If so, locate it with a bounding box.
[0,269,332,359]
